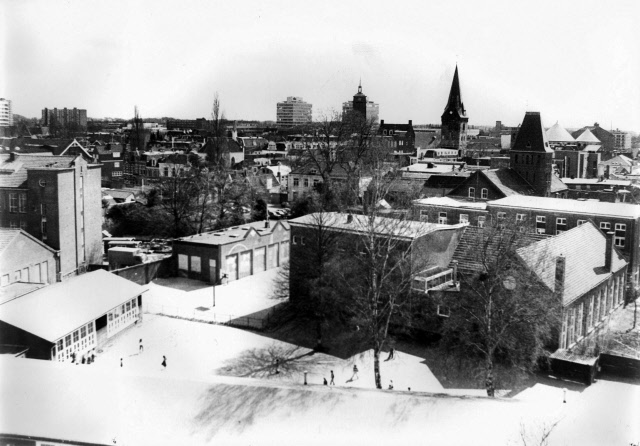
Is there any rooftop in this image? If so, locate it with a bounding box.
[517,222,627,306]
[0,153,89,188]
[289,212,463,240]
[176,220,290,246]
[561,178,632,186]
[0,269,146,342]
[490,195,640,218]
[413,196,488,210]
[546,122,575,143]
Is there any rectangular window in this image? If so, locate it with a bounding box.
[293,178,299,187]
[126,302,131,312]
[577,219,587,226]
[73,330,79,343]
[80,326,87,338]
[516,214,525,222]
[41,203,47,214]
[615,223,626,247]
[556,217,567,234]
[437,305,451,318]
[587,295,594,330]
[303,178,309,187]
[438,212,447,224]
[477,216,486,228]
[497,212,506,220]
[9,193,17,213]
[65,335,72,348]
[577,302,584,338]
[178,254,188,271]
[536,215,546,234]
[57,339,64,351]
[87,322,94,333]
[419,210,429,222]
[468,187,475,198]
[18,193,27,213]
[190,256,201,273]
[600,222,611,231]
[114,162,120,168]
[132,298,137,308]
[481,188,488,199]
[459,214,469,223]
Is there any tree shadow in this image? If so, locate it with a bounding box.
[216,344,316,379]
[153,277,210,292]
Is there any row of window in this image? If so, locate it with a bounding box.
[292,178,320,188]
[55,321,95,361]
[292,235,306,245]
[560,275,625,349]
[468,188,488,199]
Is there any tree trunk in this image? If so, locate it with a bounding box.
[373,346,382,389]
[485,356,495,397]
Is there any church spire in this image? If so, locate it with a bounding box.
[443,65,466,118]
[358,78,362,94]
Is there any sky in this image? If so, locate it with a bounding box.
[2,0,640,131]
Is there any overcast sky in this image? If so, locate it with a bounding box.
[3,0,639,131]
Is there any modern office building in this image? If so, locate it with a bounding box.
[276,97,312,128]
[0,98,13,127]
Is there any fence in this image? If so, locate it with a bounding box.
[143,302,286,331]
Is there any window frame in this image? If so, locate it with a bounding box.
[468,187,475,198]
[481,188,488,199]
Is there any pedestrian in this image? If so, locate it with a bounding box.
[120,358,123,368]
[161,355,167,370]
[386,347,395,361]
[323,378,328,385]
[91,350,95,363]
[71,352,76,364]
[408,387,411,392]
[275,359,280,374]
[388,380,394,390]
[351,364,359,381]
[139,339,143,353]
[330,370,335,385]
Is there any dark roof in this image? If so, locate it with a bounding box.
[451,226,548,273]
[441,65,466,118]
[424,174,468,189]
[481,168,537,196]
[511,112,552,153]
[379,122,414,132]
[0,154,79,188]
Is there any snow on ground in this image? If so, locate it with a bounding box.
[145,268,281,319]
[1,356,549,446]
[93,314,446,393]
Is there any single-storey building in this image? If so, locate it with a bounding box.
[173,220,290,283]
[0,269,146,362]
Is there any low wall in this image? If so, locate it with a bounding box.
[111,258,173,285]
[600,353,640,379]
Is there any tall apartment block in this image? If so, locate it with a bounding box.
[276,97,312,128]
[0,98,13,127]
[42,107,88,130]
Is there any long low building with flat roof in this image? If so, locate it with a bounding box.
[0,269,146,362]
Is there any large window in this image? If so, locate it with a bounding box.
[459,214,469,224]
[536,216,546,234]
[293,178,299,187]
[9,193,17,213]
[615,223,626,247]
[178,254,188,271]
[556,218,567,234]
[438,212,447,224]
[190,256,201,273]
[18,193,26,213]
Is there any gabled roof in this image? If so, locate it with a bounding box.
[517,221,627,306]
[0,270,146,342]
[546,122,575,142]
[576,128,601,143]
[481,169,537,196]
[511,112,553,153]
[175,220,290,246]
[0,228,57,256]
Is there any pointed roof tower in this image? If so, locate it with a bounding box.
[546,122,575,143]
[442,65,466,119]
[355,79,365,97]
[512,112,553,153]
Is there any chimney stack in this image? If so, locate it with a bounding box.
[605,231,614,271]
[554,255,565,296]
[346,214,353,224]
[265,220,270,229]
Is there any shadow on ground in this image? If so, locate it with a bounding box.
[153,277,211,292]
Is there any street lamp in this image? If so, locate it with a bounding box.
[212,273,228,307]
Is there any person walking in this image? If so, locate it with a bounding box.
[161,355,167,370]
[351,364,359,381]
[330,370,335,385]
[388,380,394,390]
[139,339,143,354]
[120,358,123,368]
[386,347,395,361]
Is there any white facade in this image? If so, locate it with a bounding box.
[0,98,13,127]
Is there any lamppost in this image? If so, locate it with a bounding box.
[213,273,228,307]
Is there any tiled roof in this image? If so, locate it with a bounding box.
[176,220,290,246]
[517,222,627,306]
[451,226,547,273]
[0,270,146,342]
[0,154,78,188]
[490,195,640,218]
[482,168,536,196]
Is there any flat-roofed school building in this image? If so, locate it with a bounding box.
[173,220,290,283]
[0,269,146,362]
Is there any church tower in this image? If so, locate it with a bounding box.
[509,111,554,197]
[353,79,367,117]
[440,66,468,152]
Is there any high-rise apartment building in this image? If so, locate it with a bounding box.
[42,107,88,130]
[276,97,312,128]
[613,129,632,150]
[0,99,13,127]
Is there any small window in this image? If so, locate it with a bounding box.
[57,339,64,350]
[293,178,299,187]
[481,188,488,199]
[65,335,71,347]
[615,236,625,247]
[303,178,309,187]
[438,212,447,224]
[300,237,306,246]
[516,214,525,222]
[87,323,94,333]
[477,216,486,228]
[419,210,429,222]
[497,212,506,220]
[577,220,587,226]
[468,187,475,198]
[459,214,469,223]
[293,235,299,245]
[600,222,611,231]
[437,305,451,318]
[126,302,131,312]
[80,326,87,338]
[73,331,79,343]
[131,298,137,308]
[615,223,626,232]
[536,216,546,223]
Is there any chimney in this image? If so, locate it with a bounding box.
[554,255,565,296]
[380,120,384,126]
[346,214,353,224]
[408,120,412,126]
[265,220,270,229]
[605,231,614,272]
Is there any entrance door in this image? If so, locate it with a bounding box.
[226,254,238,282]
[254,247,266,273]
[95,315,108,347]
[239,251,252,279]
